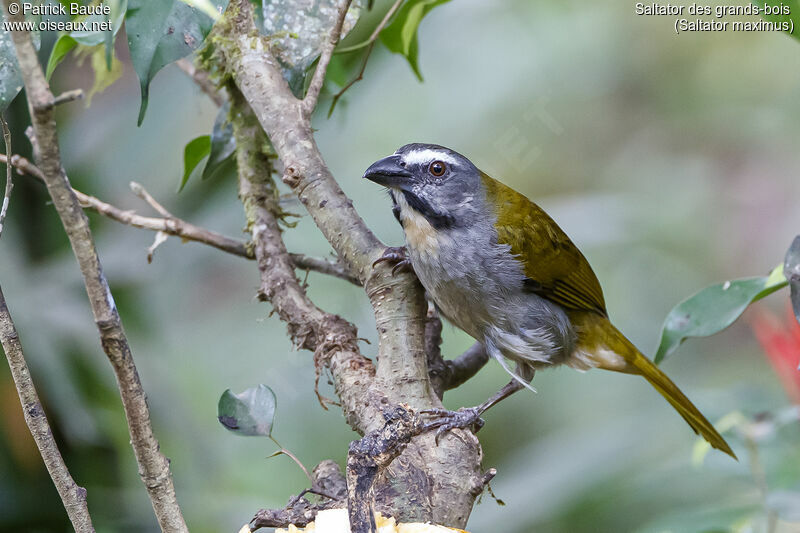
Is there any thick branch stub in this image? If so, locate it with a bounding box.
[347,406,425,533]
[250,460,347,531]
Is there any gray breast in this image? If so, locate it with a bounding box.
[407,220,576,368]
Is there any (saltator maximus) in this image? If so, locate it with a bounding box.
[363,143,735,459]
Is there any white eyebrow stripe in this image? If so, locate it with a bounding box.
[399,149,458,166]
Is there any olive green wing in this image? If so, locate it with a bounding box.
[480,172,607,316]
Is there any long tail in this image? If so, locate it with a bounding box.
[629,347,736,459]
[576,315,737,459]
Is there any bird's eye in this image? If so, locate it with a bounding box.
[429,160,447,177]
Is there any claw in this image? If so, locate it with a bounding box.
[373,246,413,275]
[421,407,485,444]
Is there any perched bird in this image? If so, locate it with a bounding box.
[363,143,735,459]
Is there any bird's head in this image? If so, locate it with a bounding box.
[363,143,484,229]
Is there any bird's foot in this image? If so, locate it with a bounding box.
[421,407,485,444]
[373,246,413,275]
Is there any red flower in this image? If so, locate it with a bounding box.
[750,305,800,403]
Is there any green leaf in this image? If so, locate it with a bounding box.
[0,10,23,112]
[760,1,800,42]
[217,384,277,437]
[46,35,78,81]
[379,0,451,81]
[126,0,228,126]
[784,236,800,329]
[180,135,211,191]
[202,104,235,180]
[654,265,789,364]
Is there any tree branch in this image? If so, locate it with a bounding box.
[218,3,485,527]
[230,89,379,425]
[328,0,403,116]
[250,460,347,531]
[0,118,94,532]
[0,154,359,284]
[3,3,188,530]
[219,0,383,283]
[347,406,425,533]
[0,285,96,532]
[0,117,12,238]
[176,58,225,107]
[52,89,84,106]
[425,310,489,398]
[302,0,353,116]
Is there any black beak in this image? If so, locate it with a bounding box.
[362,155,414,189]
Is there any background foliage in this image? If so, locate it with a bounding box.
[1,0,800,531]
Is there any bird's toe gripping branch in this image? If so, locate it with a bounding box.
[372,246,414,276]
[421,407,486,444]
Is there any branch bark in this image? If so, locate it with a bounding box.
[250,460,347,531]
[302,0,353,116]
[176,58,225,107]
[219,0,382,283]
[0,118,94,532]
[0,117,12,237]
[217,2,485,527]
[4,3,188,530]
[0,286,96,532]
[229,89,379,428]
[0,154,358,284]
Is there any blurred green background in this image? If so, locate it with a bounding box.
[2,0,800,531]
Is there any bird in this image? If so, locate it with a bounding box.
[362,143,736,459]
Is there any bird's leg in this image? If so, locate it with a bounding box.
[422,380,525,442]
[373,246,413,275]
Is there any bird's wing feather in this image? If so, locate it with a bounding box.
[480,172,607,315]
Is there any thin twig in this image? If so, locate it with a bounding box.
[0,154,359,284]
[328,0,403,117]
[3,5,189,529]
[337,0,403,54]
[129,181,174,218]
[270,436,311,481]
[175,58,225,107]
[302,0,354,116]
[52,89,84,106]
[0,286,96,532]
[0,117,12,238]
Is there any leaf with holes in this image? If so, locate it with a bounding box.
[380,0,451,81]
[217,385,277,437]
[654,265,788,364]
[126,0,228,125]
[180,135,211,192]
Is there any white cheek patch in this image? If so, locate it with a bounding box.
[398,148,458,166]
